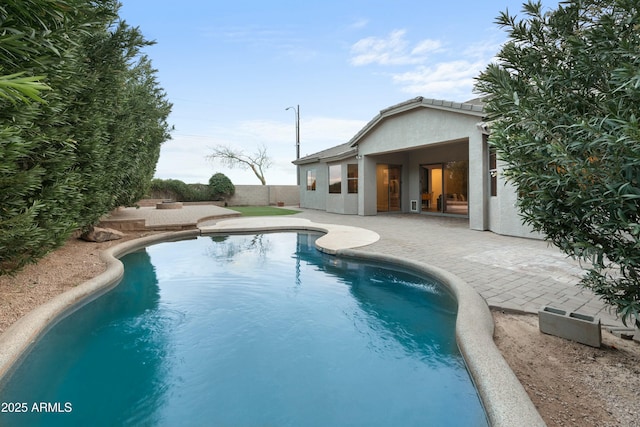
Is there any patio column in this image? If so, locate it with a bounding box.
[468,131,488,230]
[358,154,377,215]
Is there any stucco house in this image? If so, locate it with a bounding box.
[292,96,536,238]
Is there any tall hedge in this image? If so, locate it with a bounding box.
[475,0,640,326]
[0,0,173,274]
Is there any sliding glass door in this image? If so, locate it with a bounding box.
[420,161,468,215]
[376,164,401,212]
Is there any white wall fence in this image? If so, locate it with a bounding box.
[141,185,300,207]
[227,185,299,206]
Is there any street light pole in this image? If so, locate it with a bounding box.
[286,104,300,184]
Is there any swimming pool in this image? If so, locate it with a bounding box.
[0,232,487,426]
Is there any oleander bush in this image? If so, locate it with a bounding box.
[148,179,207,202]
[148,176,235,202]
[0,0,172,274]
[475,0,640,326]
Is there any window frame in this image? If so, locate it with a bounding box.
[489,146,497,197]
[328,164,342,194]
[306,169,316,191]
[347,164,358,194]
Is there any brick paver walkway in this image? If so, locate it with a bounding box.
[289,209,623,327]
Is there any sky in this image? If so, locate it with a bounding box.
[118,0,559,186]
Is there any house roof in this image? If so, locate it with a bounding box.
[347,96,485,148]
[292,96,485,165]
[293,142,357,165]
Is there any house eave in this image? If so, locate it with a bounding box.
[323,148,357,163]
[292,157,320,165]
[293,143,357,165]
[293,148,357,166]
[348,96,485,148]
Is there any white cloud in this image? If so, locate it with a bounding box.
[350,29,441,66]
[348,18,369,30]
[391,59,487,101]
[154,136,215,183]
[411,39,443,56]
[348,25,504,101]
[462,37,505,64]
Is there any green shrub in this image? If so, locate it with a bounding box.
[188,183,211,201]
[475,0,640,326]
[149,179,192,201]
[148,179,212,202]
[208,173,235,201]
[0,0,172,275]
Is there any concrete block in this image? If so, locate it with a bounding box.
[538,306,602,347]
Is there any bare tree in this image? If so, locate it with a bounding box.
[206,144,271,185]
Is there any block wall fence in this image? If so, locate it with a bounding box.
[138,185,300,207]
[227,185,300,206]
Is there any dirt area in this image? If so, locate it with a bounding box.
[0,232,154,333]
[494,312,640,426]
[1,233,639,426]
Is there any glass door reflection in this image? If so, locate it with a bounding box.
[377,164,402,212]
[420,162,468,215]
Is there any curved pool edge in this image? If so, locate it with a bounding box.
[0,220,375,385]
[336,248,546,427]
[199,217,380,254]
[0,230,200,386]
[0,220,545,426]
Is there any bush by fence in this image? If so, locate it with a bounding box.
[146,180,299,206]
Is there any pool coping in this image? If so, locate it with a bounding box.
[0,230,199,388]
[337,249,545,427]
[0,219,545,426]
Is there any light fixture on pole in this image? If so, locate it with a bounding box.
[286,104,300,184]
[285,104,300,160]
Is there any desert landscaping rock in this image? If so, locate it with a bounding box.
[80,227,125,243]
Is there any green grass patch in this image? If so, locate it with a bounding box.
[227,206,300,216]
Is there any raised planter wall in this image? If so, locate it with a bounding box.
[155,201,183,209]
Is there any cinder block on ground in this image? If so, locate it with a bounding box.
[538,306,602,347]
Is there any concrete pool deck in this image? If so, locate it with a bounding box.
[1,204,626,426]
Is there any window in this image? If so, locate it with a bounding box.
[347,164,358,193]
[489,146,497,197]
[329,164,341,194]
[306,169,316,191]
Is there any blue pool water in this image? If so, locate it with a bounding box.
[0,233,487,426]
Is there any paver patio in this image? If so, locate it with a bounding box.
[290,209,622,327]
